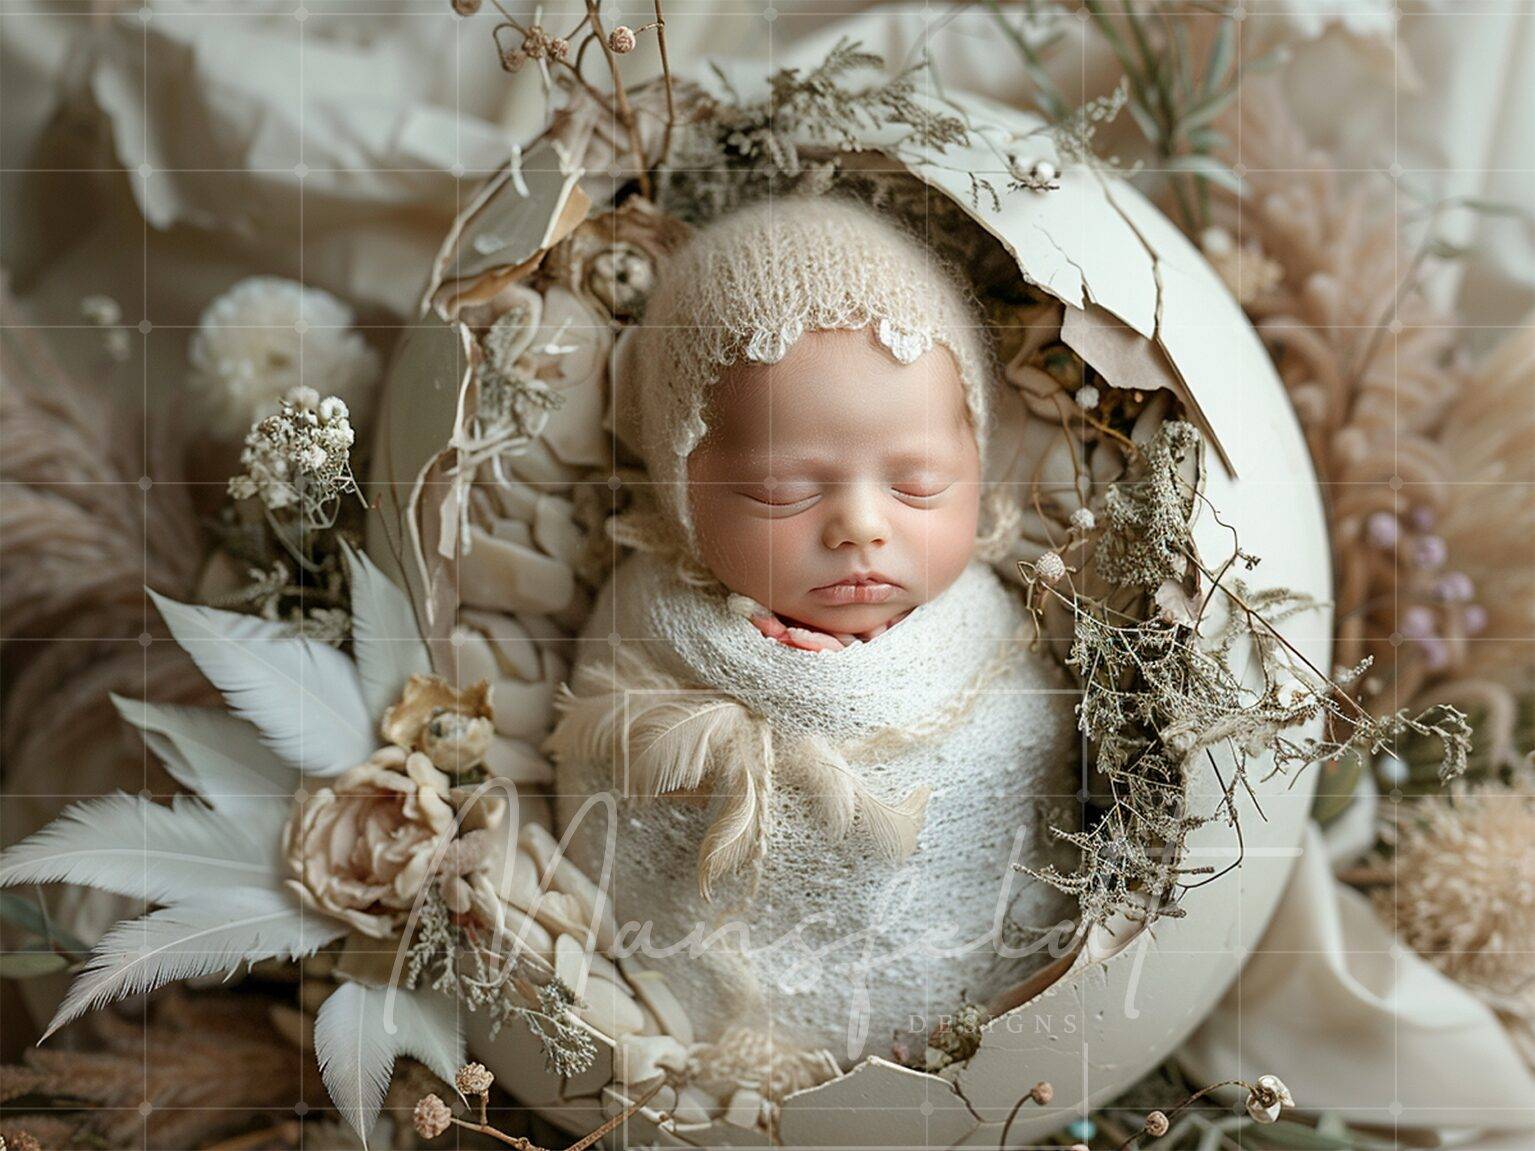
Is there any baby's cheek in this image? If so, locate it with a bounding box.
[905,501,979,585]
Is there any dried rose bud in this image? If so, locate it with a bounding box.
[455,1062,494,1096]
[451,0,481,14]
[608,25,637,53]
[413,1094,454,1139]
[1145,1109,1169,1137]
[1029,1081,1054,1105]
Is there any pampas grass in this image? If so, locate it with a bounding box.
[0,289,213,840]
[1207,79,1526,717]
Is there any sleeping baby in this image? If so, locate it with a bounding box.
[543,195,1080,1085]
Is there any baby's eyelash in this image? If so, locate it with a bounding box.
[893,480,953,499]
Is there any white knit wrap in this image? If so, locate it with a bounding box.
[549,549,1080,1066]
[619,195,997,567]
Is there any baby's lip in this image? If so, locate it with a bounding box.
[812,571,899,590]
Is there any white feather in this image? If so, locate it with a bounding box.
[111,695,298,822]
[46,888,345,1037]
[315,981,464,1146]
[0,793,284,904]
[856,784,933,862]
[150,589,377,776]
[344,546,431,720]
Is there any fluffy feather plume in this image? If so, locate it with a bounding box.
[314,980,464,1146]
[48,888,347,1037]
[0,792,283,904]
[149,591,377,777]
[543,643,932,900]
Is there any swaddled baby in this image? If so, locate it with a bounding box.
[544,196,1079,1084]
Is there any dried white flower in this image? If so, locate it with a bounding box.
[227,386,359,528]
[188,276,379,440]
[1034,551,1067,585]
[608,25,637,53]
[1375,784,1535,1006]
[1245,1074,1293,1124]
[81,294,132,362]
[1074,383,1101,410]
[1069,507,1096,533]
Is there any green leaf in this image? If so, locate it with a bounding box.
[1187,128,1231,153]
[1180,86,1238,134]
[1165,153,1246,196]
[0,892,89,955]
[1127,98,1161,145]
[1204,20,1235,96]
[0,951,70,979]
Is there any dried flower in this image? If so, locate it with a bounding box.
[608,25,636,53]
[413,1094,454,1139]
[1144,1108,1169,1136]
[381,673,496,773]
[455,1062,494,1096]
[1200,227,1283,305]
[1364,510,1400,549]
[1069,507,1096,533]
[1245,1074,1293,1124]
[451,0,480,13]
[1034,551,1067,585]
[188,276,378,440]
[1374,784,1535,1006]
[283,747,456,938]
[1410,533,1448,571]
[1074,383,1101,410]
[1029,1081,1053,1105]
[227,387,360,530]
[82,294,132,362]
[588,243,655,316]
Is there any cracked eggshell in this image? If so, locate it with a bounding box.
[370,80,1330,1149]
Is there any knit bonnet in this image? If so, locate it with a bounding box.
[619,194,998,568]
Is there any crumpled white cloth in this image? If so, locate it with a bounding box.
[551,550,1080,1065]
[1180,818,1535,1133]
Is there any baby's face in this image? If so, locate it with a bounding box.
[686,326,982,635]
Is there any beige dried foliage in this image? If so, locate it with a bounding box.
[1213,80,1481,711]
[1437,319,1535,689]
[0,289,213,842]
[0,991,324,1150]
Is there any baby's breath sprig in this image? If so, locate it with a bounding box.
[227,386,364,575]
[402,889,598,1077]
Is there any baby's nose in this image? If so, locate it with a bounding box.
[822,482,890,550]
